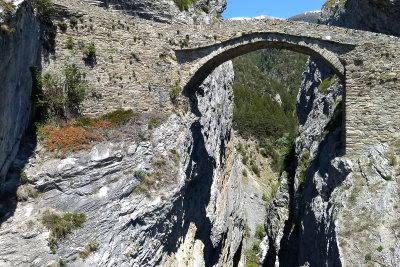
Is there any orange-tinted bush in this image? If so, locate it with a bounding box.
[42,125,102,151]
[39,109,133,152]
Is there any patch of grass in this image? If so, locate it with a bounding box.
[111,178,119,183]
[376,246,383,252]
[298,151,311,187]
[384,175,392,181]
[349,186,361,204]
[134,170,146,181]
[16,185,39,201]
[131,172,157,196]
[244,223,250,237]
[251,164,260,177]
[42,210,86,253]
[153,158,166,167]
[148,117,157,130]
[100,109,134,126]
[242,169,248,177]
[389,153,397,166]
[79,241,98,259]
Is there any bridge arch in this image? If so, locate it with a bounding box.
[176,32,351,93]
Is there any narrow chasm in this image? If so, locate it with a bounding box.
[263,57,346,267]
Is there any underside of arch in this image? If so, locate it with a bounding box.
[176,33,355,94]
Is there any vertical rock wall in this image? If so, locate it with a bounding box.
[0,1,41,190]
[263,1,400,266]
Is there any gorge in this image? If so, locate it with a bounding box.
[0,0,400,266]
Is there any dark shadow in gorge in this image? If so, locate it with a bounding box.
[277,121,347,267]
[0,133,37,226]
[153,119,222,266]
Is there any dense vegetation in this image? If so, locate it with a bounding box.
[233,49,307,267]
[232,49,307,172]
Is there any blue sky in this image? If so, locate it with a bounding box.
[222,0,327,19]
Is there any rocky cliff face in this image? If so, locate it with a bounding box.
[0,62,244,267]
[262,1,400,266]
[319,0,400,36]
[85,0,226,24]
[0,0,243,266]
[0,1,41,191]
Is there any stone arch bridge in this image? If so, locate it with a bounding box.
[171,19,400,157]
[46,2,400,157]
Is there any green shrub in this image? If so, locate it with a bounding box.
[244,223,250,237]
[58,21,67,32]
[153,158,166,167]
[262,193,268,201]
[319,75,336,94]
[170,82,182,103]
[79,241,98,259]
[251,164,260,177]
[63,62,88,112]
[42,210,86,252]
[349,187,361,204]
[364,253,372,262]
[88,241,98,251]
[251,240,260,253]
[201,5,209,13]
[254,225,266,239]
[69,16,78,28]
[389,153,397,166]
[66,36,74,49]
[376,246,383,252]
[100,109,134,126]
[32,63,88,121]
[298,151,311,186]
[173,0,196,11]
[242,154,249,165]
[242,169,248,177]
[82,43,96,60]
[31,0,54,23]
[134,170,146,181]
[20,169,28,184]
[148,117,157,130]
[0,0,15,23]
[58,258,67,266]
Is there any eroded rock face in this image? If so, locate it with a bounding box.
[0,62,243,267]
[263,1,400,266]
[0,1,41,190]
[86,0,226,24]
[319,0,400,36]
